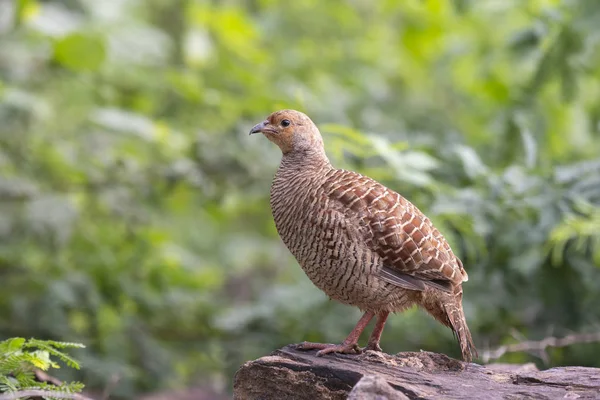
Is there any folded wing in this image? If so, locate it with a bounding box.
[323,169,466,292]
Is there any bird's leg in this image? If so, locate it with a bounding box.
[363,311,390,352]
[297,311,375,356]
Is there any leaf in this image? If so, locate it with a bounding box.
[5,338,25,353]
[454,145,488,178]
[509,25,544,56]
[28,351,52,370]
[54,32,106,71]
[17,0,39,23]
[25,2,82,36]
[519,127,537,169]
[25,340,83,370]
[554,159,600,184]
[90,107,155,139]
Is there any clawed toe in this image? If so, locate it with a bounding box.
[316,343,361,356]
[295,341,361,356]
[295,341,333,351]
[363,342,383,352]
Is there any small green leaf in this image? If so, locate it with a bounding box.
[54,33,106,71]
[16,0,39,23]
[6,338,26,353]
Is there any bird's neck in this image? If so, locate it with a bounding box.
[271,148,333,220]
[278,148,332,177]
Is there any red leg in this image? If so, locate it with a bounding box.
[364,311,389,352]
[297,311,375,356]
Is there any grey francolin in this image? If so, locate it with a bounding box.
[250,110,477,362]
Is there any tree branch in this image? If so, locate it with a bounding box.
[482,332,600,363]
[0,390,94,400]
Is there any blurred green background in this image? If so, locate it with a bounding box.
[1,0,600,398]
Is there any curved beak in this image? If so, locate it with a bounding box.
[249,120,268,135]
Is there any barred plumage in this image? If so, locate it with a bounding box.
[251,109,477,362]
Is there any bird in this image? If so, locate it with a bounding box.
[249,109,477,362]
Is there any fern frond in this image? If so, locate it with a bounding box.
[24,343,81,370]
[0,339,25,355]
[26,339,85,350]
[0,354,28,376]
[10,370,36,388]
[0,337,85,397]
[0,375,18,393]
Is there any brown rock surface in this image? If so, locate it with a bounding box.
[348,374,408,400]
[233,345,600,399]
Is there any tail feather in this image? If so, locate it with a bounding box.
[421,285,477,362]
[443,297,477,363]
[443,286,478,362]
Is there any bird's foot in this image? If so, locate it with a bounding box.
[363,341,383,352]
[296,341,361,356]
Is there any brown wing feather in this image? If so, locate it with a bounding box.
[323,169,465,290]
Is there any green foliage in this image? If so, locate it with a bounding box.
[54,33,106,72]
[0,338,85,397]
[0,0,599,398]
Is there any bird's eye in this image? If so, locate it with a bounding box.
[281,119,291,127]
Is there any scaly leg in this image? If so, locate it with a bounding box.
[297,311,375,356]
[364,311,389,352]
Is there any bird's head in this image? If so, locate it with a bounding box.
[249,109,325,155]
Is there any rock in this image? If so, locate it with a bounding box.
[233,345,600,399]
[348,375,408,400]
[484,363,539,374]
